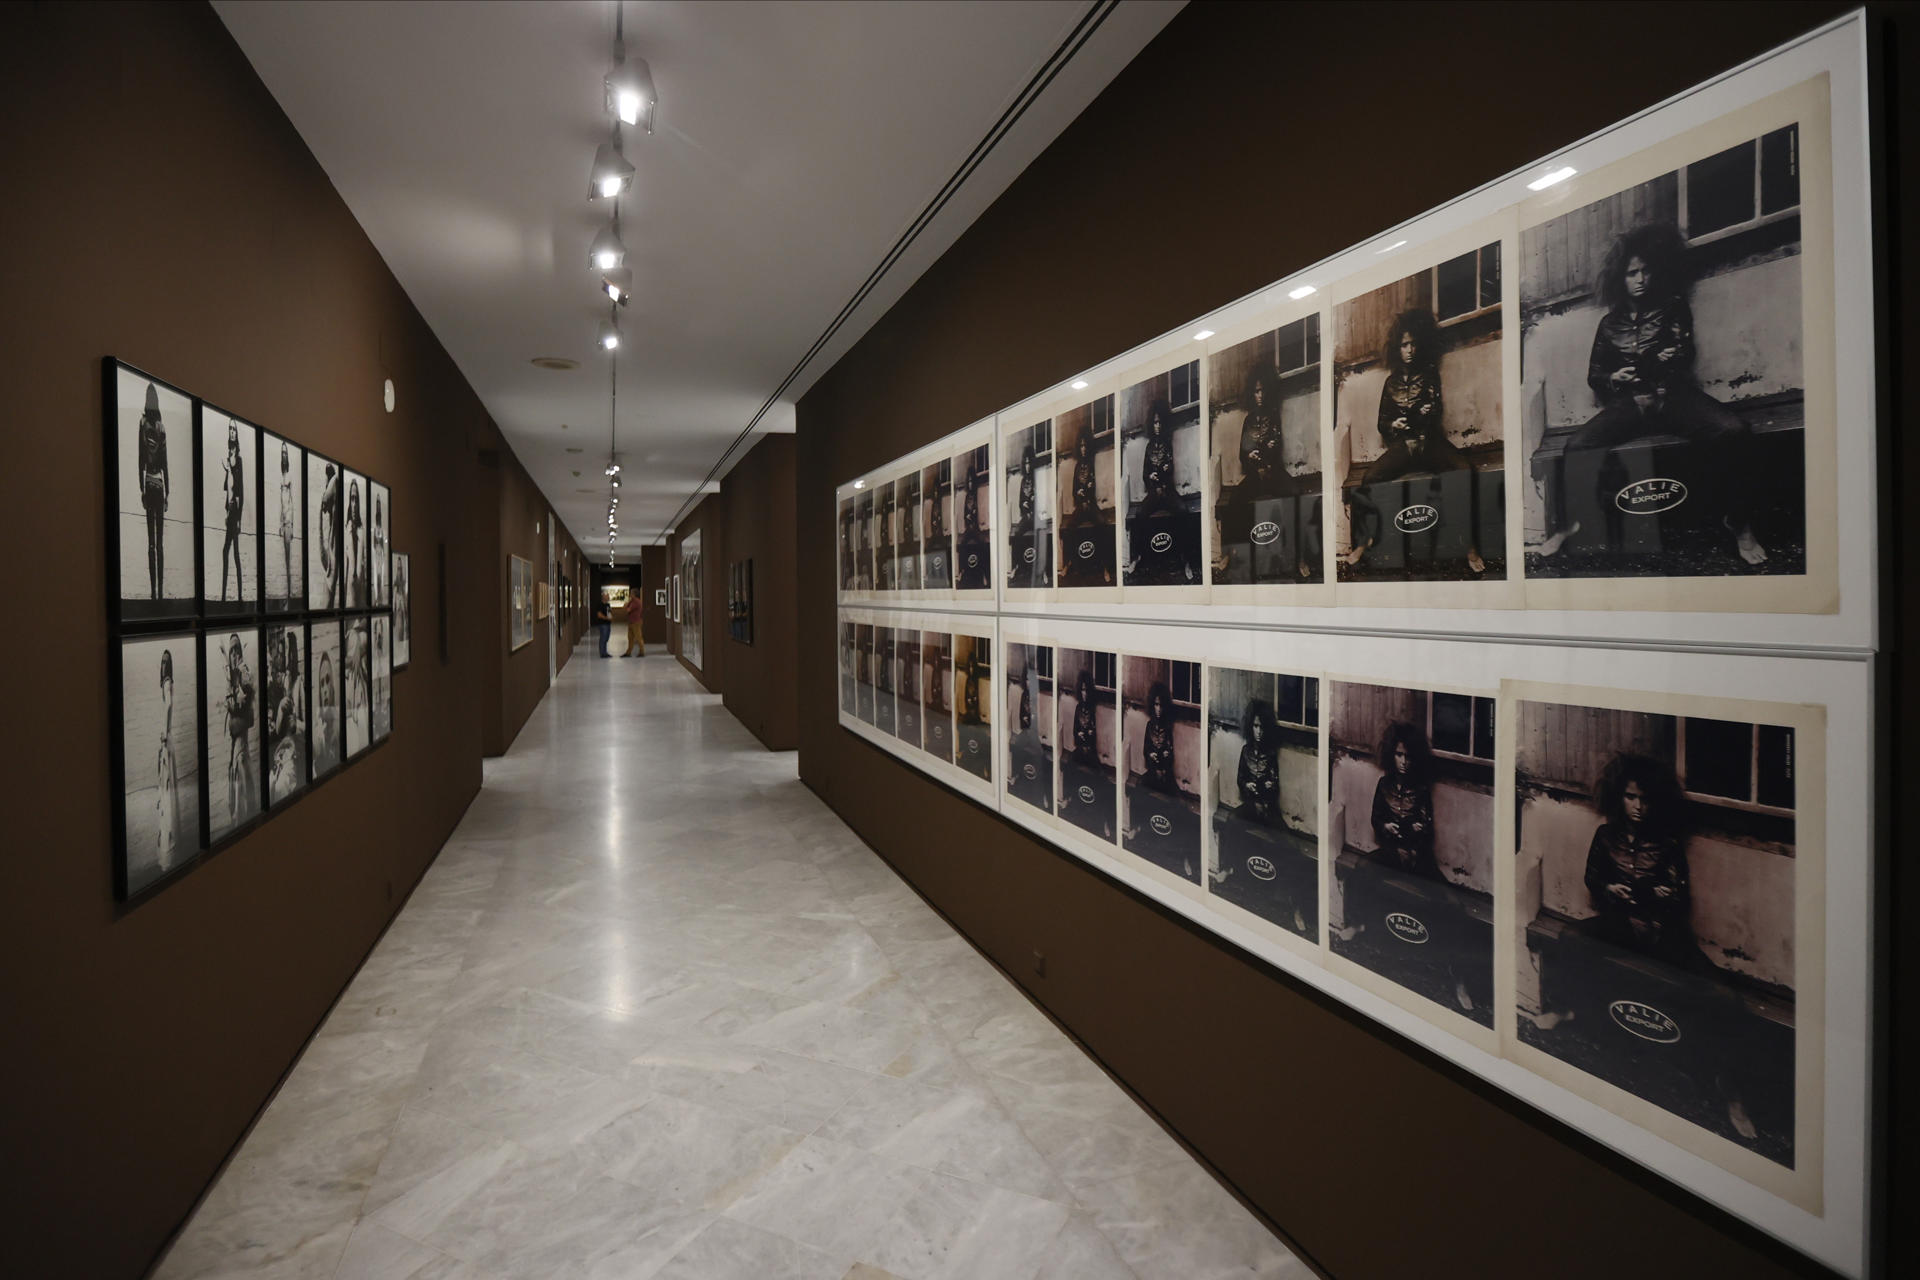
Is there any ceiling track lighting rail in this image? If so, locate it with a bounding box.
[651,0,1120,542]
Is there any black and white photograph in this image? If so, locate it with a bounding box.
[265,622,308,808]
[855,622,876,725]
[203,627,264,843]
[954,444,993,591]
[1511,687,1814,1170]
[1334,244,1507,583]
[840,617,858,716]
[372,614,393,742]
[370,481,391,607]
[116,632,202,898]
[839,496,858,592]
[953,632,991,782]
[345,615,372,758]
[875,480,898,591]
[110,362,198,622]
[1207,667,1320,941]
[1005,642,1054,813]
[921,460,953,591]
[874,625,897,736]
[1328,679,1496,1027]
[854,489,874,591]
[262,432,305,613]
[392,552,412,669]
[343,468,371,608]
[1055,395,1116,588]
[1521,114,1816,589]
[307,451,343,610]
[1055,647,1117,841]
[894,628,922,748]
[309,620,343,781]
[1119,362,1204,588]
[1121,656,1202,881]
[200,406,259,614]
[896,473,922,591]
[1003,420,1054,591]
[1210,318,1325,587]
[510,554,532,651]
[922,631,953,762]
[680,533,704,670]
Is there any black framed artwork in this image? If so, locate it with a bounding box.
[199,402,261,616]
[106,360,199,625]
[262,430,305,614]
[306,449,344,612]
[372,614,393,743]
[342,469,371,609]
[392,552,411,669]
[202,625,265,845]
[371,480,392,608]
[112,629,205,899]
[265,621,309,809]
[344,615,372,758]
[309,618,343,782]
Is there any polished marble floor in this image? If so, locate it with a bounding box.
[157,650,1306,1280]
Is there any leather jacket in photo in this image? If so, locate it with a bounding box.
[1587,297,1697,405]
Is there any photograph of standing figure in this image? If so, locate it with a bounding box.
[1334,241,1506,582]
[1056,397,1116,588]
[953,633,992,781]
[1521,105,1820,589]
[1005,643,1054,814]
[1055,648,1117,841]
[309,621,342,780]
[204,629,262,842]
[112,364,198,620]
[117,633,202,897]
[894,629,922,748]
[1121,657,1202,881]
[371,481,391,607]
[1002,423,1053,591]
[1207,667,1320,940]
[343,470,369,608]
[922,632,953,762]
[263,433,304,613]
[392,553,412,669]
[1511,688,1818,1173]
[201,409,259,613]
[345,616,372,758]
[307,453,342,610]
[266,624,307,807]
[372,615,392,742]
[896,474,922,591]
[954,444,993,591]
[1119,362,1204,588]
[1209,317,1324,586]
[921,460,953,590]
[1328,680,1496,1027]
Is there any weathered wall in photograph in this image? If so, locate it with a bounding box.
[0,4,499,1274]
[794,4,1910,1279]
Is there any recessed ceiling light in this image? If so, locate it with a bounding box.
[531,356,579,372]
[1287,285,1317,300]
[565,447,584,454]
[1192,329,1214,341]
[1528,165,1578,191]
[1070,379,1089,391]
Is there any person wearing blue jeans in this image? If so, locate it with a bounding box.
[594,599,612,656]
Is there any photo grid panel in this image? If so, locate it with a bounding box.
[1207,666,1321,941]
[1333,243,1507,584]
[203,626,264,844]
[1209,318,1325,588]
[309,619,343,784]
[262,432,305,614]
[1120,656,1203,882]
[1327,678,1496,1028]
[200,408,259,614]
[1054,647,1118,842]
[112,364,197,621]
[118,632,203,897]
[345,616,372,758]
[1118,360,1204,589]
[265,621,308,809]
[1004,642,1055,814]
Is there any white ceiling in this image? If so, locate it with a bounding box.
[212,0,1180,559]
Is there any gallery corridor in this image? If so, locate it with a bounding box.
[156,650,1304,1280]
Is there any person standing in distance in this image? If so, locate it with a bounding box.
[623,589,646,657]
[594,594,613,657]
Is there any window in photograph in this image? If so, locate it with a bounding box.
[1435,242,1501,324]
[1681,125,1799,243]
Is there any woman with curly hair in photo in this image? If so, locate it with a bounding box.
[1369,718,1440,882]
[1539,222,1764,565]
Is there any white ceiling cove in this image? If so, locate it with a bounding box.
[213,0,1181,557]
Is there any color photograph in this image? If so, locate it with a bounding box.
[894,628,922,748]
[1119,361,1203,588]
[922,631,953,762]
[1055,396,1116,588]
[117,632,202,896]
[1207,666,1320,940]
[1055,647,1117,841]
[954,444,993,591]
[1121,656,1202,881]
[1209,317,1324,587]
[1002,420,1054,592]
[921,460,954,591]
[953,632,991,781]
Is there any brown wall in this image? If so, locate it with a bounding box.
[479,444,577,755]
[721,436,799,750]
[796,4,1906,1280]
[639,545,669,644]
[668,495,724,693]
[0,5,506,1275]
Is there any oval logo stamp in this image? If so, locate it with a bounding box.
[1149,813,1172,836]
[1078,784,1095,804]
[966,552,980,569]
[1150,531,1172,553]
[1384,912,1429,944]
[1250,521,1280,546]
[967,738,980,755]
[1247,855,1276,880]
[1022,762,1036,780]
[1023,546,1035,564]
[1616,478,1688,514]
[1078,539,1096,560]
[1608,1000,1681,1043]
[1393,504,1439,534]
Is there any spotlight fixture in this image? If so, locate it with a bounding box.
[598,316,621,351]
[588,214,627,271]
[589,127,635,201]
[605,462,621,476]
[1287,284,1317,300]
[600,267,634,305]
[604,4,658,134]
